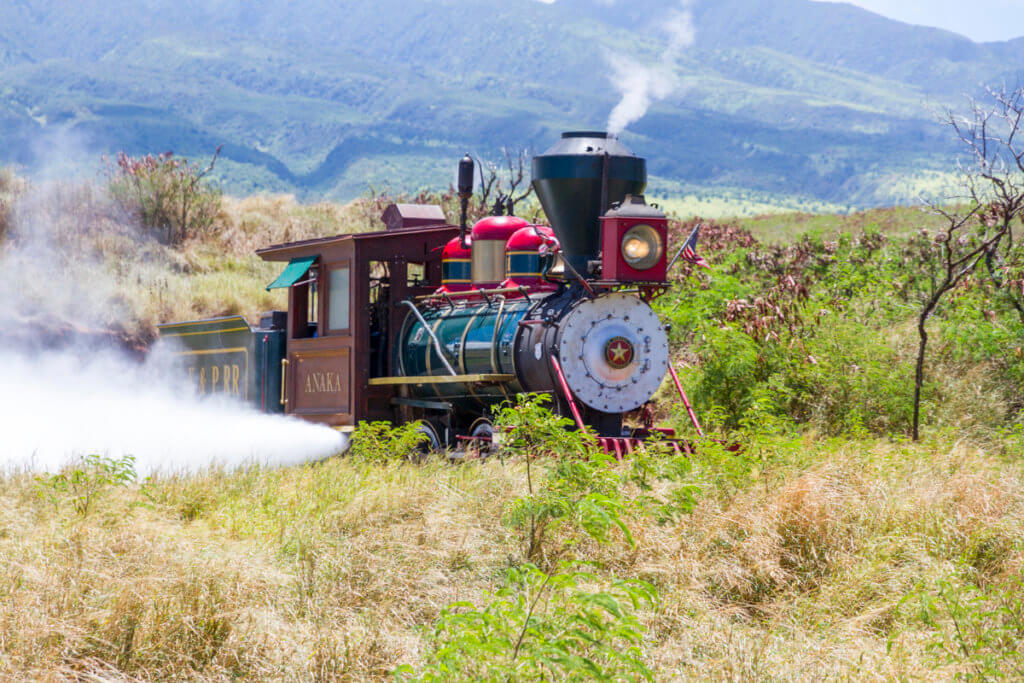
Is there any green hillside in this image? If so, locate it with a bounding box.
[0,0,1020,205]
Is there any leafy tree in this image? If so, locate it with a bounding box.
[495,395,626,565]
[495,395,700,564]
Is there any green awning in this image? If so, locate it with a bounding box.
[266,256,316,291]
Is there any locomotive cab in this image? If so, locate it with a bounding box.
[256,210,457,428]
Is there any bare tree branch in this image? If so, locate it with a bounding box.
[913,84,1024,439]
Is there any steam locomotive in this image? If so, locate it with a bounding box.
[156,132,703,455]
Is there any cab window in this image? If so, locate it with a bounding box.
[327,264,350,332]
[290,265,319,339]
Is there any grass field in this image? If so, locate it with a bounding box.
[4,170,1024,679]
[653,187,849,221]
[3,432,1022,679]
[733,204,953,244]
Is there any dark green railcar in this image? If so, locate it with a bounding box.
[155,314,286,412]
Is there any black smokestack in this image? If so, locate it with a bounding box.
[531,132,646,275]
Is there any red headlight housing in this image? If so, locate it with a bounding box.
[599,196,668,282]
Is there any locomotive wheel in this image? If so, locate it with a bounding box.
[467,418,494,459]
[410,422,442,462]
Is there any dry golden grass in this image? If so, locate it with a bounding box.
[636,437,1024,680]
[123,194,377,335]
[3,436,1022,680]
[215,194,376,257]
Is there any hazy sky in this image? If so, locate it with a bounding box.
[536,0,1024,42]
[818,0,1024,42]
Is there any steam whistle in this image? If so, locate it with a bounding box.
[457,153,474,249]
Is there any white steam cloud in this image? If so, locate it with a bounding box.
[0,131,124,332]
[0,349,345,476]
[606,3,696,135]
[0,137,346,476]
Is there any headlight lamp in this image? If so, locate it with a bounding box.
[620,224,662,270]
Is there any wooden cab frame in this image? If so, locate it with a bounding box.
[257,223,457,427]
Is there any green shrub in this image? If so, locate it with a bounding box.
[35,453,137,518]
[106,149,222,246]
[622,433,701,523]
[347,421,431,463]
[898,574,1024,679]
[399,563,657,682]
[657,226,959,437]
[687,314,919,436]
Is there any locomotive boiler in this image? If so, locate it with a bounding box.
[157,132,703,455]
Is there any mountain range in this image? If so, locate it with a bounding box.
[0,0,1021,208]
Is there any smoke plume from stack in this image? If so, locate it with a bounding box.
[606,3,696,135]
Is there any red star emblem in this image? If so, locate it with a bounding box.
[604,337,634,369]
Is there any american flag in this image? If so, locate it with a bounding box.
[679,225,710,269]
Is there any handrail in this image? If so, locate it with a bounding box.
[415,286,530,302]
[550,355,588,434]
[280,358,289,407]
[399,299,457,376]
[667,364,704,436]
[489,295,507,374]
[369,373,513,386]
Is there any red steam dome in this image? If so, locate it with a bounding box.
[470,215,530,240]
[437,236,473,293]
[502,225,561,294]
